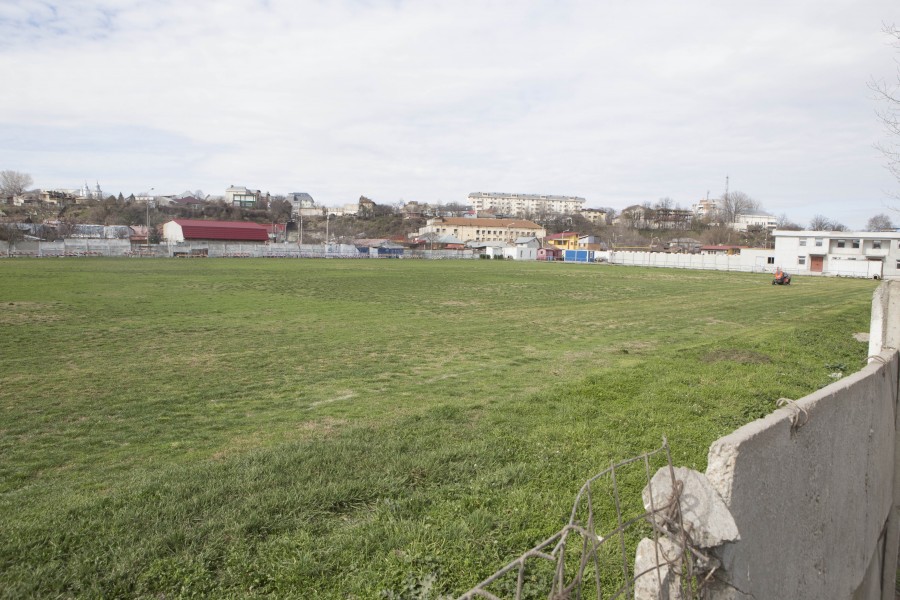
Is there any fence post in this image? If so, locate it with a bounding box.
[872,281,900,599]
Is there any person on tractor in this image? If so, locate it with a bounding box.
[773,268,791,285]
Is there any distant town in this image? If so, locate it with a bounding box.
[1,171,898,278]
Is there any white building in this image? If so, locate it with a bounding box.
[732,213,777,232]
[580,208,608,224]
[773,230,900,279]
[467,192,585,217]
[692,198,718,219]
[286,192,316,215]
[225,185,265,208]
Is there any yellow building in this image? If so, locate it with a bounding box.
[417,217,546,243]
[546,231,579,250]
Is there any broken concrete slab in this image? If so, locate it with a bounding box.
[634,536,683,600]
[643,466,739,549]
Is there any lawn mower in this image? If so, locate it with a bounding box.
[772,269,791,285]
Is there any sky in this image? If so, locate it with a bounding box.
[1,0,899,230]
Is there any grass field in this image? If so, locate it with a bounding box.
[0,258,878,598]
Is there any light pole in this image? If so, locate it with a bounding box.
[146,193,155,249]
[299,212,303,246]
[325,213,330,253]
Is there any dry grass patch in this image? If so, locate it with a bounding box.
[703,349,772,364]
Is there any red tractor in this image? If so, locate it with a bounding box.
[772,269,791,285]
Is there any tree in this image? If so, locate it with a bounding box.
[809,215,845,231]
[871,24,900,190]
[0,170,33,198]
[776,213,802,230]
[867,213,895,231]
[268,198,292,223]
[717,190,759,225]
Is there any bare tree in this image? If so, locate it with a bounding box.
[871,24,900,190]
[0,170,33,197]
[867,213,895,230]
[655,197,673,211]
[717,190,760,225]
[620,206,643,229]
[809,214,842,231]
[776,213,802,230]
[268,198,292,223]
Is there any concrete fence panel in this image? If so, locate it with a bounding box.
[695,280,900,599]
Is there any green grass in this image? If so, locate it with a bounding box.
[0,259,877,598]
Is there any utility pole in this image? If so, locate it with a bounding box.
[146,192,154,249]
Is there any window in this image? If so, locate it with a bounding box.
[852,239,860,249]
[837,240,845,248]
[814,238,823,247]
[873,240,883,250]
[767,257,775,264]
[799,239,807,246]
[798,256,806,265]
[897,260,900,270]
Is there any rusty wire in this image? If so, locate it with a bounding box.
[456,437,708,600]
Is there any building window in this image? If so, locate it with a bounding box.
[897,260,900,270]
[799,239,807,246]
[798,256,806,265]
[852,240,860,249]
[837,240,845,248]
[767,257,775,264]
[873,240,883,250]
[814,238,823,247]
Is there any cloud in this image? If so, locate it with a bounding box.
[0,0,897,227]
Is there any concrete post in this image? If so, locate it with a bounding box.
[870,281,900,600]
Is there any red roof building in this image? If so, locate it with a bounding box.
[162,219,269,243]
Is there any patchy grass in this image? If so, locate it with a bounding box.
[0,259,876,598]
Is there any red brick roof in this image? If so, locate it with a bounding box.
[547,231,579,239]
[174,219,268,241]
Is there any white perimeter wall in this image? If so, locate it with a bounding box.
[600,249,775,273]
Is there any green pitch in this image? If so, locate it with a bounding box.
[0,259,876,598]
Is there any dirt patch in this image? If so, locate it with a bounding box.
[853,332,870,343]
[616,341,656,354]
[0,302,62,325]
[296,416,347,435]
[703,349,771,364]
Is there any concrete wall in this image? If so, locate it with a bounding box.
[600,249,776,273]
[2,239,134,256]
[700,280,900,599]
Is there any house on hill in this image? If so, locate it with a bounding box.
[162,219,269,243]
[417,217,545,243]
[546,231,579,250]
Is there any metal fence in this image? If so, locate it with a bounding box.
[457,439,710,600]
[1,241,480,260]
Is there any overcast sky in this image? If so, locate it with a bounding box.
[1,0,898,229]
